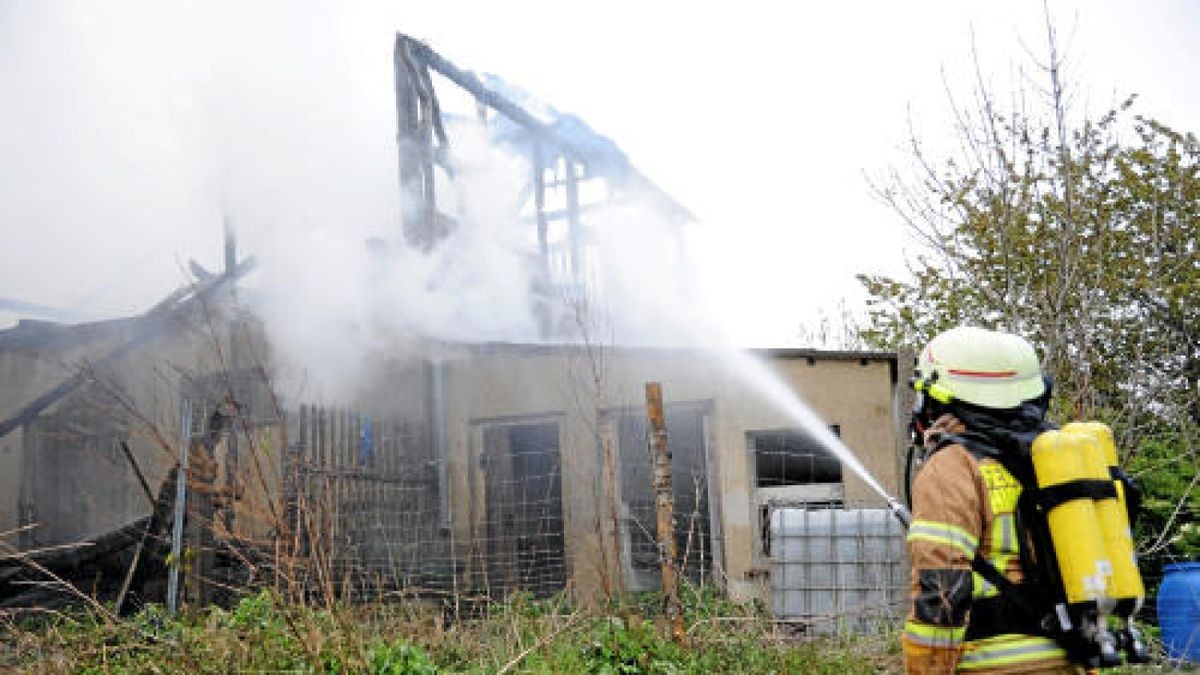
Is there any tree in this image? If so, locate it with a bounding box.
[858,24,1199,560]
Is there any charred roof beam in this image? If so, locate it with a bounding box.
[0,257,256,440]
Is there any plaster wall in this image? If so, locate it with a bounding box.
[1,322,899,607]
[0,313,262,547]
[436,345,897,603]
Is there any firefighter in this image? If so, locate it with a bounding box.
[902,326,1083,674]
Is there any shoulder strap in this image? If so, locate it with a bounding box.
[935,432,1056,634]
[938,431,1037,483]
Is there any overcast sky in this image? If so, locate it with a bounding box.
[1,1,1197,345]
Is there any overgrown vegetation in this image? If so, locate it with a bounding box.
[858,19,1199,565]
[1,588,897,674]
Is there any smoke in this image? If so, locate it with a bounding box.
[251,120,544,402]
[0,0,405,317]
[0,1,753,405]
[581,194,717,347]
[251,105,722,401]
[0,1,550,400]
[0,1,899,499]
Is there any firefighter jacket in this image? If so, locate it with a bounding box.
[902,415,1083,674]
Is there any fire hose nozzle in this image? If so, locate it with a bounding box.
[887,496,912,528]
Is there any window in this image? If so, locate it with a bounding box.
[749,426,842,488]
[611,402,714,590]
[749,426,844,557]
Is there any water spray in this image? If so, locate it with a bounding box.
[727,349,913,529]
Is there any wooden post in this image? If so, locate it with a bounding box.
[564,158,583,283]
[394,35,440,252]
[223,216,239,537]
[394,36,430,250]
[601,423,625,597]
[645,382,684,642]
[532,142,552,339]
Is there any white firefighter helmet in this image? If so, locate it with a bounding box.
[914,326,1045,410]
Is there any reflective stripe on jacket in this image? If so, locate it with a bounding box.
[903,425,1079,674]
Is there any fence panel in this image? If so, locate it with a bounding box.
[287,405,452,599]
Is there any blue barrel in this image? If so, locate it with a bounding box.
[1158,562,1200,663]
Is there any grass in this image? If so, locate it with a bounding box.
[2,587,1176,673]
[0,588,897,674]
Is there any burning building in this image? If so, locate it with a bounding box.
[0,35,907,625]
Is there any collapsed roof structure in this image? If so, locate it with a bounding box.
[392,34,695,338]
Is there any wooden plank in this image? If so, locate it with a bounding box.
[119,440,156,509]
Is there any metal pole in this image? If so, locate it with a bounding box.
[431,357,450,531]
[18,423,35,552]
[645,382,684,643]
[167,398,192,615]
[601,424,625,596]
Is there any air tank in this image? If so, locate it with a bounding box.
[1062,422,1145,611]
[1031,430,1114,606]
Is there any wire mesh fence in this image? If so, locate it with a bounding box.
[8,371,907,633]
[275,402,724,607]
[474,421,567,599]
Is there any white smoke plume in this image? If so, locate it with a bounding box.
[0,0,725,405]
[250,120,545,402]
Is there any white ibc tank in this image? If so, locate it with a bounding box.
[769,507,907,633]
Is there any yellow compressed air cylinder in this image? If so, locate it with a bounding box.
[1063,422,1146,609]
[1031,430,1114,606]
